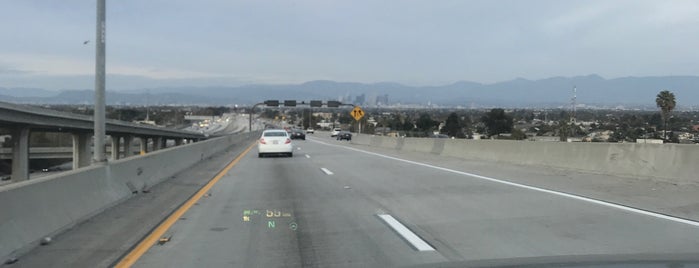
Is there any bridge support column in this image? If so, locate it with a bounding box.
[110,136,121,160]
[11,127,30,181]
[72,132,91,169]
[175,138,184,146]
[139,137,148,155]
[154,137,164,150]
[123,136,133,157]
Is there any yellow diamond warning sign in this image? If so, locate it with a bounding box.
[350,106,365,121]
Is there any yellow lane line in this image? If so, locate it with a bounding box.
[114,142,256,268]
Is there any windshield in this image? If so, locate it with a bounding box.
[263,132,287,137]
[2,1,699,268]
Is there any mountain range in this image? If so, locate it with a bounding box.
[1,75,697,108]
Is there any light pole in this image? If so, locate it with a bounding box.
[93,0,107,163]
[249,103,264,132]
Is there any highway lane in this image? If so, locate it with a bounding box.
[133,138,444,267]
[307,137,699,258]
[131,134,699,267]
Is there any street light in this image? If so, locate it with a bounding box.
[249,102,264,132]
[93,0,107,163]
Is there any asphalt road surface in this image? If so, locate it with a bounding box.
[127,134,699,267]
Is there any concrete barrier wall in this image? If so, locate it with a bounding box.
[352,136,699,185]
[0,132,258,260]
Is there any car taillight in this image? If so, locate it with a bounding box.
[259,138,266,144]
[285,138,291,144]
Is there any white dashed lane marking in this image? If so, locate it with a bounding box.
[377,214,435,252]
[320,168,334,175]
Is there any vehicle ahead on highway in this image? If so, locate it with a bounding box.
[306,128,314,134]
[258,129,293,157]
[330,128,342,137]
[336,131,352,141]
[290,129,306,140]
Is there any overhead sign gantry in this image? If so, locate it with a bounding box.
[249,100,353,131]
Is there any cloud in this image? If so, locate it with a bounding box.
[645,0,699,25]
[0,52,232,79]
[0,66,31,75]
[1,0,699,87]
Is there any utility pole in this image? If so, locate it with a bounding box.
[93,0,107,163]
[145,89,150,121]
[570,86,577,124]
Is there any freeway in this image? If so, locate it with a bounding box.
[124,134,699,267]
[183,113,261,136]
[12,132,699,267]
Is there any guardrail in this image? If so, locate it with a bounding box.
[352,135,699,185]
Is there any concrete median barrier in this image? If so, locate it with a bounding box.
[369,136,383,148]
[353,136,699,185]
[351,135,372,147]
[0,132,258,260]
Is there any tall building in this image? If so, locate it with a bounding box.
[376,94,389,106]
[354,94,366,105]
[366,93,377,106]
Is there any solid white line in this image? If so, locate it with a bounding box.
[320,168,334,175]
[308,138,699,228]
[305,154,310,158]
[377,214,435,252]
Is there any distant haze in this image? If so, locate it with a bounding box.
[1,75,698,108]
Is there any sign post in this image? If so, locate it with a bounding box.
[350,106,365,135]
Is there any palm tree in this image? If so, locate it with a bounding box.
[655,90,676,141]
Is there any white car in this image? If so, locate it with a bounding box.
[258,129,293,157]
[330,128,342,137]
[306,128,314,134]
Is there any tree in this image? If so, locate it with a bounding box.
[338,113,352,124]
[441,112,462,138]
[481,108,513,137]
[388,116,402,131]
[401,120,415,131]
[558,120,570,142]
[415,113,437,133]
[511,128,527,140]
[656,90,676,141]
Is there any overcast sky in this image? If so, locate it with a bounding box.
[1,0,698,90]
